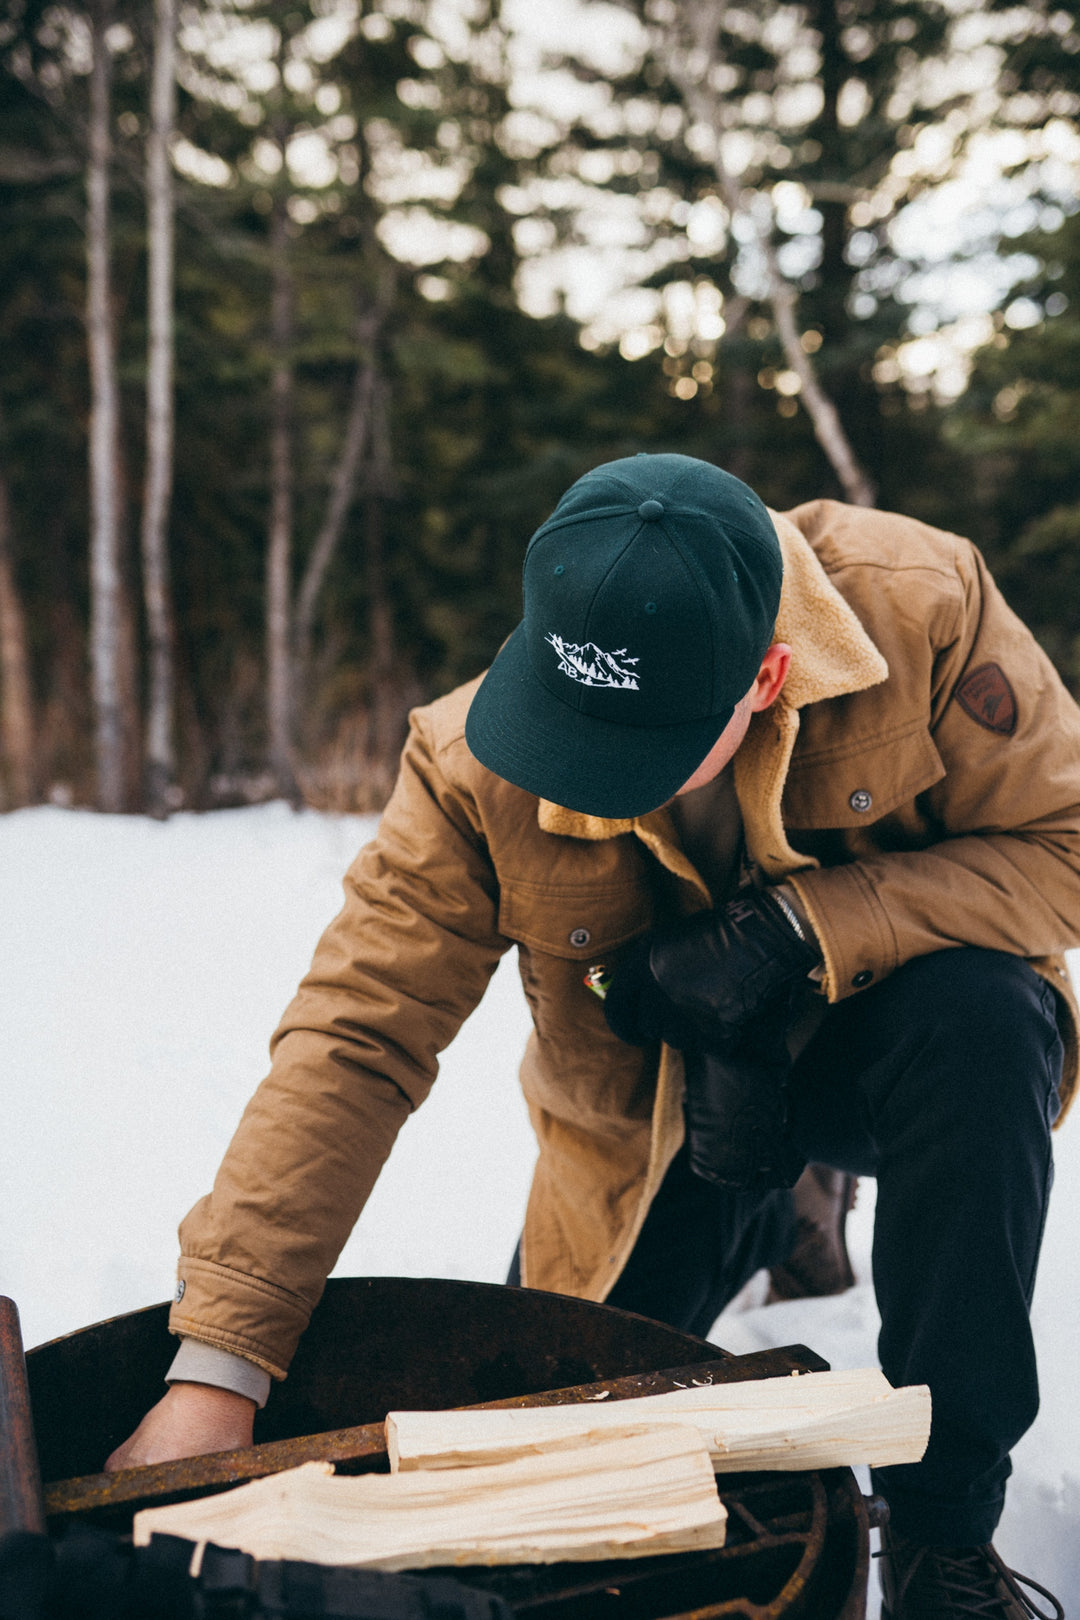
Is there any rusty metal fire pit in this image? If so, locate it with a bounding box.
[10,1278,873,1618]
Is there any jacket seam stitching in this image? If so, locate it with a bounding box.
[852,861,900,980]
[822,558,962,581]
[169,1324,286,1380]
[501,879,651,900]
[790,864,898,998]
[179,1256,311,1314]
[786,719,937,769]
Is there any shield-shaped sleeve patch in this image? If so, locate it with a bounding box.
[954,662,1018,736]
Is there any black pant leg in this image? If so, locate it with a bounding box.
[787,948,1063,1544]
[510,945,1060,1543]
[603,1145,797,1340]
[506,1145,795,1341]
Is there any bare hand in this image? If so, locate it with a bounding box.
[104,1381,255,1470]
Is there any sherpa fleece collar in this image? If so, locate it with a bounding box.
[537,509,889,882]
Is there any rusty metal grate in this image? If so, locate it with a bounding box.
[405,1468,868,1620]
[20,1281,871,1619]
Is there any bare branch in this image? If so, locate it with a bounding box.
[294,353,376,686]
[671,0,876,508]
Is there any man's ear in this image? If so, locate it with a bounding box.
[749,643,791,712]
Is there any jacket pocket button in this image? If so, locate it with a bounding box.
[174,1280,186,1303]
[569,927,591,948]
[852,969,874,988]
[849,789,873,813]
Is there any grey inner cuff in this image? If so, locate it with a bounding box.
[166,1339,272,1409]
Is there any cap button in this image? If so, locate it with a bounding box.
[638,499,664,520]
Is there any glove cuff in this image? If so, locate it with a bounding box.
[648,885,820,1027]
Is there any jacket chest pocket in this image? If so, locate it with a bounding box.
[498,880,653,960]
[782,725,945,829]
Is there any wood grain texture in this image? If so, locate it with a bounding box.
[133,1427,728,1571]
[386,1367,931,1474]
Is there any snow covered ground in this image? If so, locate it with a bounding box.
[2,803,1078,1612]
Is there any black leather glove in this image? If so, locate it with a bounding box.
[683,1017,806,1190]
[599,933,706,1051]
[603,887,819,1051]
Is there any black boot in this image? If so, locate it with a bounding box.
[766,1164,856,1301]
[879,1527,1063,1619]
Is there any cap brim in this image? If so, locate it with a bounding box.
[465,623,733,819]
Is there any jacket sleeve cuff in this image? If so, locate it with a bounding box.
[166,1340,272,1409]
[168,1256,314,1381]
[787,863,899,1001]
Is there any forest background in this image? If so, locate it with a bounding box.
[3,0,1080,817]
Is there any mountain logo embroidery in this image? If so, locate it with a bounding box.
[546,633,640,690]
[954,662,1017,736]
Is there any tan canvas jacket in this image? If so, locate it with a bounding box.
[172,502,1080,1380]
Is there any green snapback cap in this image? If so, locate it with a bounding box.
[465,453,782,818]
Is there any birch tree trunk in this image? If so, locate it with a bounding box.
[673,0,876,509]
[87,0,129,811]
[0,456,35,806]
[140,0,178,817]
[266,171,299,802]
[115,435,143,802]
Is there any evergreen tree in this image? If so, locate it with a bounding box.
[949,209,1080,690]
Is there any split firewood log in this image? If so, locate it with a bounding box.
[386,1367,930,1474]
[132,1426,728,1571]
